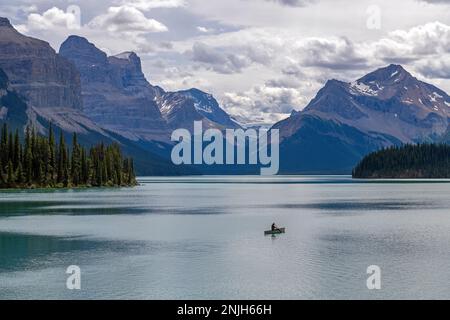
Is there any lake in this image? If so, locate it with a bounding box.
[0,176,450,299]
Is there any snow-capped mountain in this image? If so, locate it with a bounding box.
[158,88,241,131]
[273,64,450,174]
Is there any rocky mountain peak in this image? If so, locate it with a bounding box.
[358,64,412,85]
[109,52,143,76]
[60,35,108,66]
[347,64,419,100]
[0,22,82,111]
[113,51,140,64]
[0,17,13,28]
[59,35,169,141]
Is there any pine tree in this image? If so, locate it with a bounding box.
[57,132,65,184]
[7,160,14,186]
[13,130,20,170]
[16,162,24,185]
[48,124,56,185]
[0,125,137,189]
[71,133,81,186]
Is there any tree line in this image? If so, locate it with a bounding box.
[352,143,450,178]
[0,124,136,188]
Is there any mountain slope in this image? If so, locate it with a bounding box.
[273,64,450,174]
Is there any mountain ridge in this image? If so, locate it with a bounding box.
[274,64,450,174]
[59,35,240,143]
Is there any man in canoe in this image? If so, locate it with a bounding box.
[271,222,280,232]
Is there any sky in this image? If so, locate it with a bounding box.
[2,0,450,125]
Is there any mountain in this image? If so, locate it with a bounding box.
[158,88,240,131]
[274,64,450,174]
[59,36,239,142]
[0,18,116,139]
[0,18,82,111]
[59,36,169,142]
[0,18,188,175]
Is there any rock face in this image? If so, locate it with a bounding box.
[273,64,450,174]
[60,35,240,141]
[0,18,82,111]
[60,36,168,141]
[0,67,28,128]
[0,18,111,138]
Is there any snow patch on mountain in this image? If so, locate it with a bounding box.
[349,81,379,96]
[113,52,134,60]
[194,102,213,113]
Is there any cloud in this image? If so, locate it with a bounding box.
[189,42,252,74]
[298,37,369,70]
[115,0,186,11]
[416,55,450,79]
[387,21,450,55]
[88,6,168,33]
[20,7,81,31]
[221,74,318,124]
[223,85,306,125]
[417,0,450,4]
[370,21,450,68]
[197,26,214,33]
[267,0,316,7]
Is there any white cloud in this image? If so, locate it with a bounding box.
[416,54,450,79]
[223,86,303,125]
[20,7,81,31]
[222,75,317,124]
[88,6,168,33]
[197,26,213,33]
[115,0,186,11]
[386,21,450,56]
[188,42,254,74]
[297,37,369,70]
[266,0,316,7]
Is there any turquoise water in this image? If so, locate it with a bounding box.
[0,176,450,299]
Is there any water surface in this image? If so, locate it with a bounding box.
[0,176,449,299]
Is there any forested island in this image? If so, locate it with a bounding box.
[353,143,450,178]
[0,124,137,189]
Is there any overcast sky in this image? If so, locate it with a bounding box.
[2,0,450,124]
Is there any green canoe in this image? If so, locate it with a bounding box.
[264,228,285,235]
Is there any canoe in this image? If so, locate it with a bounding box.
[264,227,285,235]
